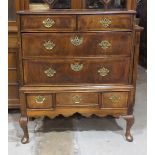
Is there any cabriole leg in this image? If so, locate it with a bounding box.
[122,115,135,142]
[19,116,29,144]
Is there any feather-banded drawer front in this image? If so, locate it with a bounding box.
[23,58,131,85]
[56,93,99,107]
[78,14,133,31]
[26,94,53,109]
[20,15,76,31]
[22,32,132,57]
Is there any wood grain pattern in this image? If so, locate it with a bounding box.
[102,92,128,108]
[23,58,131,85]
[22,32,132,57]
[21,15,76,31]
[78,14,133,31]
[56,92,99,107]
[27,94,53,109]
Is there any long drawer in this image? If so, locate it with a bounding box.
[22,32,132,57]
[20,15,76,31]
[78,14,133,31]
[23,58,131,85]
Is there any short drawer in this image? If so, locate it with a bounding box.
[102,92,128,108]
[22,32,132,57]
[56,93,99,107]
[21,15,76,31]
[23,58,131,85]
[78,14,133,31]
[26,94,53,109]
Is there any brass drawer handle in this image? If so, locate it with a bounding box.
[71,63,83,72]
[44,68,56,77]
[99,40,111,50]
[72,95,82,104]
[109,95,121,103]
[35,96,46,104]
[100,18,112,28]
[71,36,83,46]
[98,67,110,77]
[43,40,55,51]
[42,18,55,28]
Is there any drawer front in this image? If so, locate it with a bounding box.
[78,15,133,31]
[27,94,53,109]
[21,15,76,31]
[56,93,98,107]
[23,58,130,85]
[102,92,128,108]
[22,32,132,57]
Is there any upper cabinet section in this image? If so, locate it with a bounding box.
[86,0,127,9]
[29,0,136,10]
[29,0,71,10]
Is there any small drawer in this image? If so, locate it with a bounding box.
[78,14,133,31]
[102,92,128,108]
[27,94,53,109]
[56,93,99,107]
[21,15,76,31]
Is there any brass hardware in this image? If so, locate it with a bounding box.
[99,40,111,50]
[42,18,55,28]
[71,36,83,46]
[43,40,55,51]
[100,18,112,28]
[98,67,110,77]
[71,63,83,72]
[72,95,82,104]
[109,95,121,103]
[35,96,46,104]
[44,68,56,77]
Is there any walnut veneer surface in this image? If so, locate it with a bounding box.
[18,9,142,144]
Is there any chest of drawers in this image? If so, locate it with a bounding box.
[18,10,142,144]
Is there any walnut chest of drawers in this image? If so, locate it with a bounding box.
[17,10,142,144]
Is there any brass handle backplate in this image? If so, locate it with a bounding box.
[43,40,55,51]
[99,40,111,50]
[42,18,55,28]
[98,67,110,77]
[71,63,83,72]
[100,18,112,28]
[44,67,56,77]
[109,95,121,103]
[71,36,83,46]
[72,95,82,104]
[35,96,46,104]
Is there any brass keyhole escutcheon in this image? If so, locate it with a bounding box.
[35,96,46,104]
[70,36,83,46]
[98,67,110,77]
[100,18,112,28]
[99,40,111,50]
[72,95,82,104]
[109,95,121,103]
[71,63,83,72]
[44,68,56,77]
[43,40,56,51]
[42,18,55,28]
